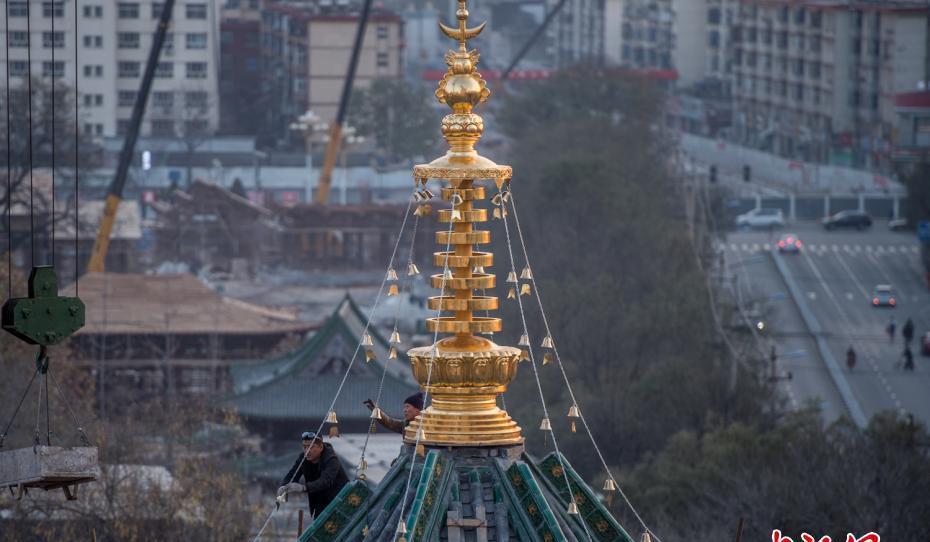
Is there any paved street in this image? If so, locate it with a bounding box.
[719,222,930,426]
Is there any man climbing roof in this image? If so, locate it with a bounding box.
[277,432,349,518]
[364,392,423,434]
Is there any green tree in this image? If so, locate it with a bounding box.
[349,78,441,163]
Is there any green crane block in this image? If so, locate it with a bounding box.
[2,266,85,346]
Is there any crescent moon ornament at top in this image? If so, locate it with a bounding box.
[439,20,486,43]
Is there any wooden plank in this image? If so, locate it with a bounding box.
[0,446,98,489]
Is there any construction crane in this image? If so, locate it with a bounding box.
[314,0,374,204]
[87,0,175,272]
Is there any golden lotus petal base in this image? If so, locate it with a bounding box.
[405,343,523,447]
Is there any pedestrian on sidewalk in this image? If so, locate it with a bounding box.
[903,317,915,346]
[903,346,915,371]
[887,316,897,343]
[846,346,857,371]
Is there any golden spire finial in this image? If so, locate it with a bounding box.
[439,0,486,51]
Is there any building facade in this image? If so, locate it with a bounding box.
[730,1,930,167]
[260,1,404,146]
[219,0,262,134]
[545,0,605,67]
[0,0,221,139]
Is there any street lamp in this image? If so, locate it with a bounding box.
[290,110,328,202]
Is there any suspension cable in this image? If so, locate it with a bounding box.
[25,0,33,267]
[507,191,663,542]
[50,0,56,265]
[5,0,12,298]
[392,183,458,541]
[496,183,593,541]
[0,366,40,449]
[73,0,79,295]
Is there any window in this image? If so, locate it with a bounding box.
[43,32,65,48]
[811,11,822,28]
[185,62,207,78]
[185,3,207,19]
[118,61,141,78]
[377,25,389,39]
[153,91,174,108]
[810,62,821,79]
[185,119,208,134]
[777,31,787,50]
[708,31,720,48]
[185,91,208,108]
[117,2,139,18]
[163,32,175,53]
[747,52,757,68]
[83,65,103,77]
[152,120,175,137]
[118,91,136,107]
[118,32,140,49]
[42,1,63,17]
[155,62,173,78]
[778,7,788,23]
[708,7,721,24]
[186,33,207,49]
[9,61,29,76]
[10,31,28,48]
[810,35,821,53]
[376,51,389,67]
[9,2,28,17]
[152,2,164,18]
[83,35,102,48]
[117,119,131,136]
[794,8,806,25]
[83,5,103,18]
[83,94,103,107]
[42,61,64,78]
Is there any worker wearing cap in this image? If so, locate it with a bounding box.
[364,392,423,434]
[277,432,349,517]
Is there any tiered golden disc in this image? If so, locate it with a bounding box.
[404,0,522,447]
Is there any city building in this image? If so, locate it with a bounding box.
[260,1,404,147]
[219,0,263,134]
[730,0,930,167]
[0,0,221,139]
[605,0,710,85]
[893,90,930,166]
[546,0,605,67]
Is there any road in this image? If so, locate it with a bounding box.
[720,222,930,426]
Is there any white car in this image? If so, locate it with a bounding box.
[736,208,785,229]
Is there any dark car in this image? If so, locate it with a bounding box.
[822,210,872,231]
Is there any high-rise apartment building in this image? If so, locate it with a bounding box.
[0,0,221,139]
[545,0,604,67]
[730,0,930,166]
[260,1,404,146]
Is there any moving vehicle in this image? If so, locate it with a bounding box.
[871,284,896,307]
[889,218,909,231]
[822,210,872,231]
[777,233,802,253]
[736,208,785,229]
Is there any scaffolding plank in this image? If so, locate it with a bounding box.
[0,446,98,490]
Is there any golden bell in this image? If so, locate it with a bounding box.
[396,521,408,535]
[567,500,579,515]
[388,284,399,296]
[329,426,340,438]
[506,271,518,283]
[520,267,533,280]
[568,404,581,418]
[442,269,453,280]
[362,526,370,537]
[518,334,530,347]
[362,334,374,346]
[389,346,398,359]
[502,190,511,203]
[370,407,383,420]
[415,443,425,457]
[641,533,654,542]
[493,207,502,219]
[422,189,434,199]
[414,204,431,216]
[407,262,420,276]
[390,331,401,344]
[507,287,516,300]
[473,265,485,274]
[359,458,368,471]
[603,478,618,492]
[491,193,502,206]
[450,193,463,206]
[520,283,531,296]
[541,336,554,349]
[539,417,552,431]
[543,352,553,365]
[570,421,577,433]
[386,268,398,281]
[450,209,462,221]
[520,349,530,361]
[365,349,376,363]
[326,410,339,424]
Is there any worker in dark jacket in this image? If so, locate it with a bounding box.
[364,392,423,434]
[277,432,349,517]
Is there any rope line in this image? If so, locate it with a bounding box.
[5,0,12,298]
[393,184,458,542]
[48,367,91,446]
[251,197,414,542]
[507,191,662,542]
[73,0,79,295]
[496,184,593,541]
[25,0,33,267]
[356,207,421,478]
[50,0,55,266]
[0,365,40,448]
